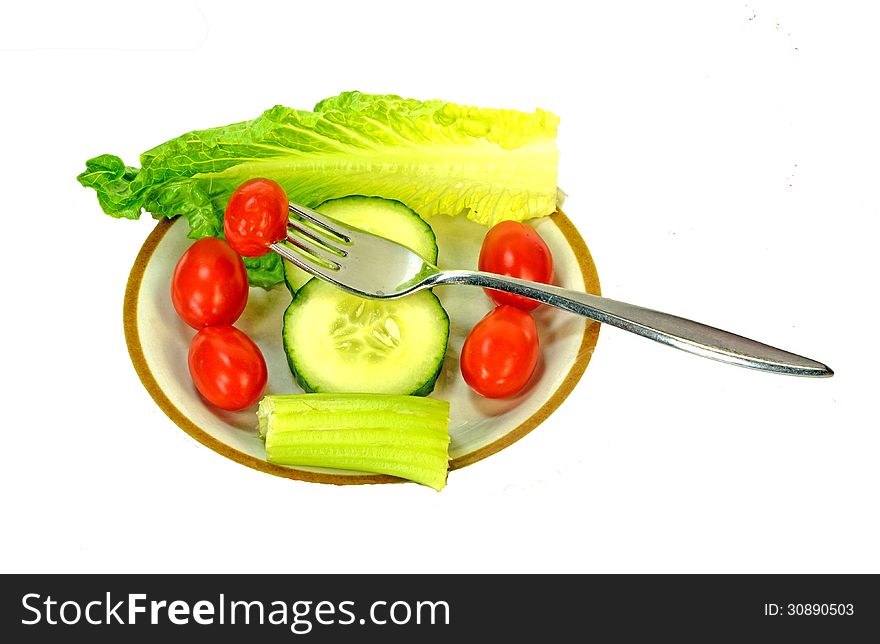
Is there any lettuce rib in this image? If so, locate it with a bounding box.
[78,92,559,287]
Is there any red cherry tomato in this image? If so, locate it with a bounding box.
[171,237,248,329]
[188,326,267,411]
[478,221,554,311]
[224,178,289,257]
[460,305,539,399]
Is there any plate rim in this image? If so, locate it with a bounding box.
[123,211,601,485]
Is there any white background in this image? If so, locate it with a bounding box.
[1,0,877,573]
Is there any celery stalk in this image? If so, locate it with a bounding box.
[258,394,450,490]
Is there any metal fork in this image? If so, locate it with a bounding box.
[271,203,832,378]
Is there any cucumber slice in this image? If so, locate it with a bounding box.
[283,279,449,396]
[283,196,438,294]
[282,257,314,293]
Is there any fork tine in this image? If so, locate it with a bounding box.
[288,202,352,243]
[281,234,341,270]
[270,241,340,277]
[287,218,348,258]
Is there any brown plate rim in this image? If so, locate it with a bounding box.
[123,211,601,486]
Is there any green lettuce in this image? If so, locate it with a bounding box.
[78,91,559,287]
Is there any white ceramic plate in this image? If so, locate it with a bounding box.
[124,211,600,484]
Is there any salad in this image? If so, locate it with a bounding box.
[80,92,565,490]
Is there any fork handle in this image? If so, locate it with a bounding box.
[433,270,832,377]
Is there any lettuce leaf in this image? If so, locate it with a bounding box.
[78,91,559,287]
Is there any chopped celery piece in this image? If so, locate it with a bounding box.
[258,394,451,490]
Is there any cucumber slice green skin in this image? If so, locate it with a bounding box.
[283,262,313,293]
[282,320,448,396]
[282,195,438,294]
[283,279,450,397]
